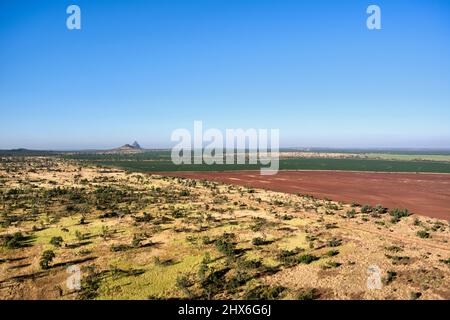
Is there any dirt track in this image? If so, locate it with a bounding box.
[157,171,450,220]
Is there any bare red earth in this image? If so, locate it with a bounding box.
[157,171,450,220]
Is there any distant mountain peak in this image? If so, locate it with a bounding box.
[120,141,141,150]
[92,141,144,154]
[131,141,141,149]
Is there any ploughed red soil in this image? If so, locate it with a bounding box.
[156,171,450,220]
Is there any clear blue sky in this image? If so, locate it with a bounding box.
[1,0,449,150]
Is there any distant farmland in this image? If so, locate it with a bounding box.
[68,154,450,173]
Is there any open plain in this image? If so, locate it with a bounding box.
[0,157,449,300]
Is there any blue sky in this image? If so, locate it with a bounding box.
[1,0,449,149]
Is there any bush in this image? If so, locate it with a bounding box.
[383,271,397,285]
[410,291,422,300]
[324,250,339,257]
[50,236,63,247]
[389,208,410,223]
[346,209,356,218]
[199,268,228,299]
[99,211,119,219]
[276,248,303,267]
[374,204,387,214]
[297,254,319,264]
[385,254,410,265]
[321,261,342,269]
[101,226,114,240]
[110,244,132,252]
[40,250,55,269]
[201,236,215,245]
[176,275,194,298]
[244,285,285,300]
[2,232,27,249]
[215,233,237,257]
[131,233,147,247]
[252,237,270,246]
[78,269,102,300]
[75,230,86,241]
[327,238,342,247]
[385,245,403,253]
[296,288,320,300]
[361,205,373,213]
[416,230,430,239]
[238,258,262,270]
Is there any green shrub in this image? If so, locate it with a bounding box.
[321,261,342,269]
[410,291,422,300]
[78,269,102,300]
[327,238,342,247]
[296,288,320,300]
[385,245,403,253]
[374,204,387,214]
[416,230,430,239]
[100,226,114,240]
[252,237,270,246]
[385,254,410,265]
[244,285,285,300]
[75,230,86,241]
[202,236,215,245]
[39,250,55,270]
[50,236,63,247]
[276,248,303,267]
[2,232,27,249]
[389,208,410,223]
[110,244,132,252]
[346,209,356,218]
[383,271,397,285]
[176,275,194,298]
[215,233,237,257]
[297,254,319,264]
[361,205,373,213]
[324,250,339,257]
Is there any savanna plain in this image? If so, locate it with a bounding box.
[0,156,449,300]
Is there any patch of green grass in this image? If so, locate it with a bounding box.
[97,254,204,299]
[279,233,307,250]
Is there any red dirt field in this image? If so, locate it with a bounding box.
[157,171,450,220]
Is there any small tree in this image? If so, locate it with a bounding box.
[176,275,193,298]
[40,250,55,270]
[50,236,63,247]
